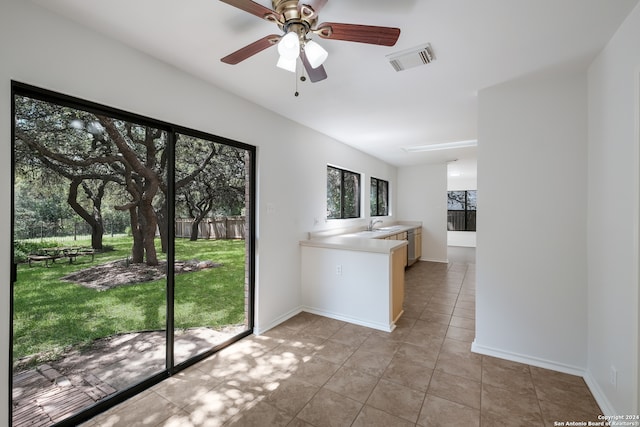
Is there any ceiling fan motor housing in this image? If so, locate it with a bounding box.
[273,0,317,38]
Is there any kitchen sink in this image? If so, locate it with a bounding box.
[351,231,383,237]
[375,226,402,232]
[341,226,405,238]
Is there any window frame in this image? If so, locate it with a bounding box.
[326,165,361,219]
[447,190,477,232]
[370,177,389,217]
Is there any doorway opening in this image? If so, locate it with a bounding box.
[447,159,477,263]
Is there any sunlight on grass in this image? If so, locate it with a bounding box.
[13,236,247,364]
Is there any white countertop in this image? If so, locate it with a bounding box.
[300,224,416,254]
[300,235,407,254]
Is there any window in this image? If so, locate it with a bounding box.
[370,177,389,216]
[447,190,477,231]
[327,165,361,219]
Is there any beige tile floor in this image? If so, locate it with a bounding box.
[81,258,602,427]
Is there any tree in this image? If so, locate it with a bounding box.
[175,136,246,241]
[14,98,120,248]
[13,176,75,239]
[67,178,109,249]
[14,95,247,264]
[97,116,165,265]
[15,95,166,265]
[25,140,115,249]
[154,134,221,252]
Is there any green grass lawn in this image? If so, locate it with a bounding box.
[12,236,247,366]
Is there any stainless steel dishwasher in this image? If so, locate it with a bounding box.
[407,228,417,266]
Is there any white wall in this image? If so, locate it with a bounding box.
[475,71,589,374]
[0,0,397,421]
[587,2,640,414]
[397,164,448,263]
[255,122,397,333]
[447,231,476,248]
[448,174,477,192]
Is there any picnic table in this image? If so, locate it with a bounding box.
[28,246,96,267]
[26,254,57,267]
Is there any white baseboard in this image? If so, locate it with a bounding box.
[471,340,618,416]
[302,306,394,332]
[420,257,448,264]
[255,306,396,335]
[583,371,616,416]
[471,340,586,376]
[253,306,302,335]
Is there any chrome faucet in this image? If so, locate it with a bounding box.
[367,219,383,231]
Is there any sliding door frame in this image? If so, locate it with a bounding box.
[9,81,256,427]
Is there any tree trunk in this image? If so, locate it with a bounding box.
[88,182,106,250]
[91,222,104,249]
[156,204,168,253]
[190,220,200,241]
[129,207,145,264]
[140,198,159,266]
[67,178,105,249]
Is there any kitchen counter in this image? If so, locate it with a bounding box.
[300,228,410,332]
[299,234,407,254]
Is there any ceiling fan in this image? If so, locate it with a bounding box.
[219,0,401,82]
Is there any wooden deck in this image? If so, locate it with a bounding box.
[12,364,116,427]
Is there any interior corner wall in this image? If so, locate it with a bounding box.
[586,1,640,415]
[397,163,447,263]
[474,70,589,373]
[0,0,397,422]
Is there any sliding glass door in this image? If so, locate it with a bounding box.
[173,132,252,365]
[10,82,254,426]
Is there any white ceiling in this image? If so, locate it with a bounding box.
[30,0,639,174]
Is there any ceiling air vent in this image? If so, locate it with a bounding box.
[386,43,435,72]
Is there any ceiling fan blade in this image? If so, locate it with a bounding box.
[316,22,401,46]
[219,0,280,22]
[299,0,328,15]
[300,50,328,82]
[221,34,281,64]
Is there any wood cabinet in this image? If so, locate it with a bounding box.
[391,247,405,322]
[384,231,409,267]
[415,227,422,260]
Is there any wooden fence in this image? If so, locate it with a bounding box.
[447,210,476,232]
[175,217,246,240]
[17,217,246,242]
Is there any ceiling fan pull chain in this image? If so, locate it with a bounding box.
[295,57,308,96]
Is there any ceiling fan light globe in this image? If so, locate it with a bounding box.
[277,55,297,73]
[304,40,328,68]
[277,31,300,60]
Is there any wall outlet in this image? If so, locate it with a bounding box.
[336,265,342,276]
[610,366,617,389]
